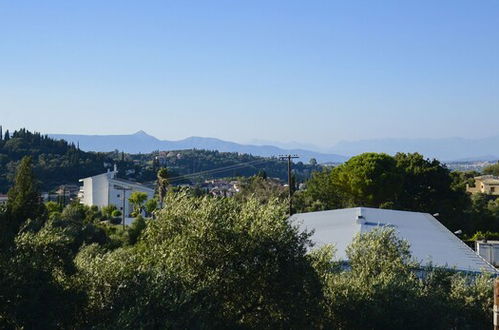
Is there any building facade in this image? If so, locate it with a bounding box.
[78,166,155,216]
[475,240,499,267]
[466,175,499,196]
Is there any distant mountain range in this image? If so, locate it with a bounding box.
[49,131,347,163]
[49,131,499,163]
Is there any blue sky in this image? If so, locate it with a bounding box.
[1,0,498,147]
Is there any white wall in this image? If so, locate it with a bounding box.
[108,181,154,216]
[91,174,110,208]
[80,171,154,217]
[79,177,93,206]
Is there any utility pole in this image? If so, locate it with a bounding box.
[279,154,299,216]
[115,185,132,230]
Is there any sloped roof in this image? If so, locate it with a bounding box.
[291,207,497,273]
[475,175,499,185]
[109,178,155,192]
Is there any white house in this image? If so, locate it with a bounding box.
[78,166,155,216]
[475,240,499,267]
[291,207,497,274]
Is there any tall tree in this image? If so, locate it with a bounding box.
[157,167,169,209]
[335,153,403,207]
[394,153,470,229]
[2,156,46,246]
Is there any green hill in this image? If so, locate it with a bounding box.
[0,128,321,193]
[0,128,112,193]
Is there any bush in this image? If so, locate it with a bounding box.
[74,193,325,328]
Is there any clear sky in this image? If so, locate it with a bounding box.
[1,0,498,147]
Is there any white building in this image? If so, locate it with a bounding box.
[475,240,499,267]
[291,207,497,274]
[78,166,155,216]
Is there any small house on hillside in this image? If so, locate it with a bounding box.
[467,175,499,196]
[78,165,154,216]
[291,207,497,274]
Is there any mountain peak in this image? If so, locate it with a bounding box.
[134,130,149,136]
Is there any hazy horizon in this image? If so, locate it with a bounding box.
[4,127,499,152]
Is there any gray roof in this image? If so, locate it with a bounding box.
[291,207,497,273]
[109,178,155,192]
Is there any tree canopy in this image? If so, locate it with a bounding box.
[0,162,495,328]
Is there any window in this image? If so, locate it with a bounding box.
[492,187,496,193]
[117,194,120,198]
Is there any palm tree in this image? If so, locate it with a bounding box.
[157,168,169,209]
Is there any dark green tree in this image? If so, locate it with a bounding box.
[2,156,46,247]
[394,153,470,230]
[294,167,343,212]
[483,162,499,176]
[335,153,403,207]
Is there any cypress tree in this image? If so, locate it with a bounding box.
[4,156,46,240]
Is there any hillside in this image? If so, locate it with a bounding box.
[0,129,321,193]
[49,131,348,163]
[0,129,112,193]
[123,149,321,184]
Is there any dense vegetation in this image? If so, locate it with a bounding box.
[115,149,319,184]
[0,158,494,329]
[0,128,114,193]
[294,152,499,235]
[0,128,319,193]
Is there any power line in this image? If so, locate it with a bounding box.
[167,159,269,183]
[168,159,266,182]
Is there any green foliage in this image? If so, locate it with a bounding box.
[156,167,169,208]
[127,216,147,245]
[0,128,113,193]
[128,191,148,216]
[1,156,47,248]
[111,209,122,218]
[45,201,62,215]
[144,198,157,215]
[469,230,499,241]
[294,167,342,212]
[0,189,496,328]
[336,153,403,207]
[297,152,474,232]
[137,193,323,328]
[71,194,324,328]
[235,175,287,204]
[318,228,494,329]
[101,204,117,220]
[0,129,320,199]
[483,162,499,176]
[137,149,319,185]
[0,220,85,329]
